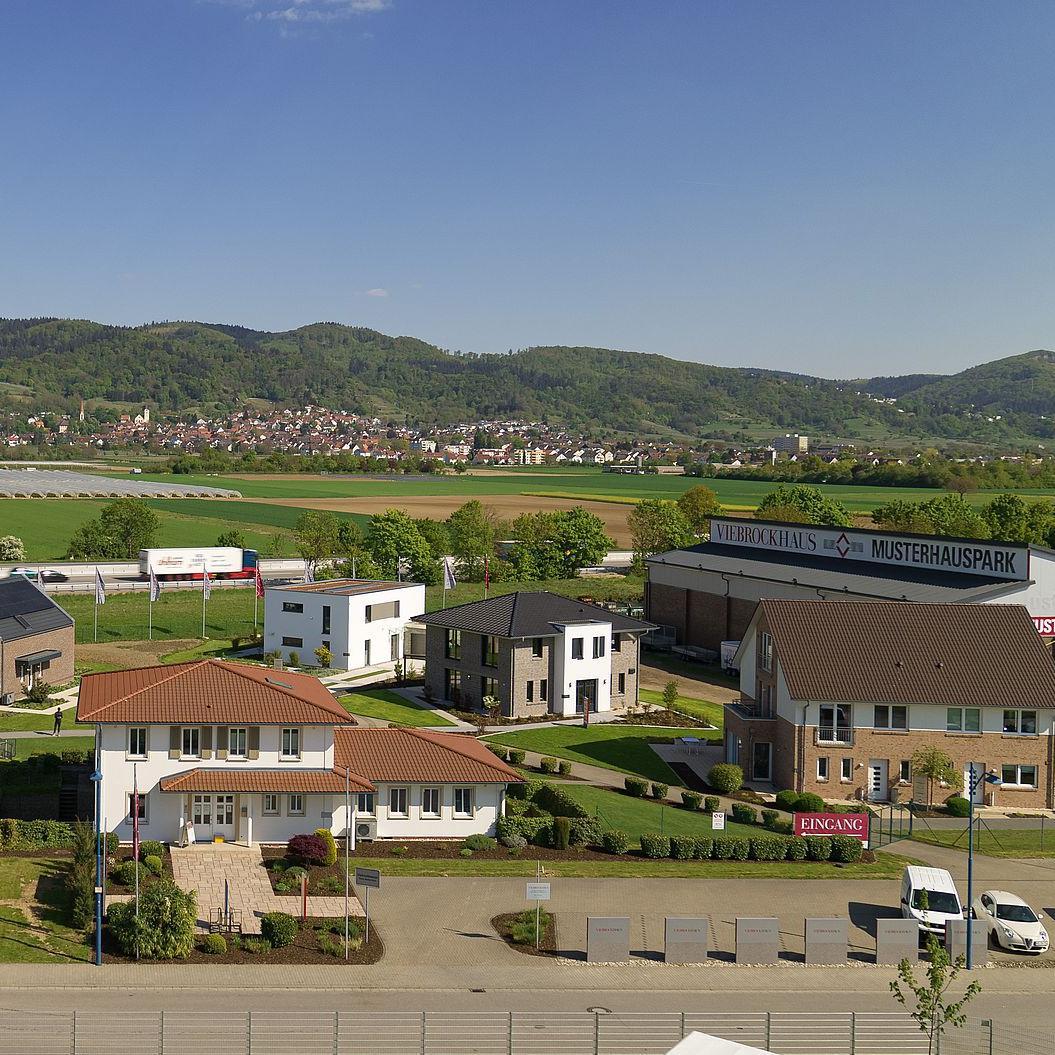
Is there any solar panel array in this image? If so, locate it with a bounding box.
[0,469,240,498]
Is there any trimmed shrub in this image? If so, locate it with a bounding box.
[496,815,552,846]
[60,748,92,765]
[786,836,809,861]
[501,833,528,850]
[761,809,779,829]
[508,749,526,766]
[552,816,571,851]
[569,816,604,847]
[203,933,227,955]
[535,783,590,818]
[670,836,699,860]
[639,832,671,859]
[504,796,529,817]
[459,848,473,858]
[707,763,743,795]
[601,829,631,855]
[486,744,509,761]
[144,854,163,876]
[557,760,572,776]
[830,835,864,863]
[694,837,714,860]
[703,796,720,813]
[769,819,794,836]
[539,756,560,774]
[794,793,826,813]
[749,837,788,862]
[650,782,669,800]
[313,828,339,867]
[107,880,196,959]
[112,860,147,887]
[945,795,971,818]
[261,912,298,948]
[138,839,164,862]
[731,803,758,825]
[507,776,543,801]
[715,837,750,861]
[624,777,649,798]
[805,836,833,861]
[774,789,801,813]
[463,834,498,851]
[287,833,329,866]
[681,791,702,811]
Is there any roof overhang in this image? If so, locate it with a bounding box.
[159,768,374,794]
[15,649,61,665]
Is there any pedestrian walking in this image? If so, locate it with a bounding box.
[53,708,62,736]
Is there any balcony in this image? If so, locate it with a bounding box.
[729,697,775,721]
[814,727,854,746]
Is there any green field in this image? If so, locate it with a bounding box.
[8,736,94,759]
[0,859,92,963]
[338,688,455,728]
[912,826,1055,858]
[638,688,723,729]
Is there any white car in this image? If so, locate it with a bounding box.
[971,890,1049,954]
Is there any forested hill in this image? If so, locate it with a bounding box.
[0,317,1051,444]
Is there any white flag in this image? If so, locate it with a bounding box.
[202,568,211,601]
[149,568,161,602]
[94,568,106,606]
[442,557,457,591]
[304,561,315,585]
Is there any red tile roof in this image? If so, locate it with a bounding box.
[335,728,524,784]
[159,768,371,794]
[77,659,357,725]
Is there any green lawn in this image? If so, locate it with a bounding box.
[338,689,455,728]
[639,689,723,729]
[0,858,91,963]
[556,782,754,845]
[0,711,92,733]
[425,575,644,612]
[487,725,703,784]
[9,736,94,759]
[912,827,1055,858]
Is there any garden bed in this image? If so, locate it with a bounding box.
[491,911,558,957]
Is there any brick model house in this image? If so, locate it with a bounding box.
[0,577,74,703]
[725,599,1055,808]
[418,591,653,719]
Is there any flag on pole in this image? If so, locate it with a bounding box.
[94,568,106,606]
[442,557,457,591]
[149,568,161,603]
[132,765,140,864]
[254,565,265,599]
[304,561,315,585]
[202,568,211,601]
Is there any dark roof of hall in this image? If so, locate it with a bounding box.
[417,591,654,638]
[646,541,1027,603]
[0,578,74,643]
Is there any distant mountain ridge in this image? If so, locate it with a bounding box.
[0,317,1052,445]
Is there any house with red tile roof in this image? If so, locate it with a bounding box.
[78,659,521,846]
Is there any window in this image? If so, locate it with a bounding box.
[816,757,829,781]
[365,605,372,623]
[611,634,622,653]
[453,787,474,817]
[540,679,548,702]
[364,640,371,665]
[281,636,303,648]
[322,605,331,635]
[181,727,200,758]
[280,727,301,759]
[421,787,440,817]
[756,683,773,717]
[532,638,544,658]
[759,632,773,672]
[1001,764,1038,788]
[899,760,912,783]
[389,787,408,816]
[1003,709,1037,735]
[947,707,981,733]
[818,704,851,743]
[356,792,375,815]
[393,600,401,617]
[481,675,498,699]
[128,727,147,758]
[482,635,499,667]
[288,794,305,816]
[390,633,399,661]
[263,794,279,815]
[874,705,908,730]
[127,793,148,824]
[526,681,534,703]
[445,668,463,702]
[281,601,304,614]
[617,672,626,695]
[445,629,462,660]
[592,635,606,659]
[228,728,247,758]
[571,637,584,660]
[840,757,853,782]
[192,795,211,825]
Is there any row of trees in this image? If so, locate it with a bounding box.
[873,492,1055,546]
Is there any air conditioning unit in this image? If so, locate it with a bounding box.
[355,819,377,841]
[0,694,13,707]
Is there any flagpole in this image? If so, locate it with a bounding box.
[148,588,153,642]
[201,563,207,639]
[133,764,140,961]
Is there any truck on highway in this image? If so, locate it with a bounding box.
[139,547,259,581]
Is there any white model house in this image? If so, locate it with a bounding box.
[263,579,425,671]
[77,659,521,845]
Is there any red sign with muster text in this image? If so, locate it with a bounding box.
[794,812,868,841]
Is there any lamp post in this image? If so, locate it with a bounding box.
[90,767,103,967]
[965,764,1002,969]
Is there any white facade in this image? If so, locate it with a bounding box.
[264,581,425,670]
[549,619,613,717]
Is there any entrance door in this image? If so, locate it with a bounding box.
[867,759,889,802]
[574,679,597,715]
[192,795,236,841]
[751,742,772,782]
[963,762,984,805]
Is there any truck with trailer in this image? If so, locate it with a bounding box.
[138,547,259,581]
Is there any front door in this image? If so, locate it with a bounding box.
[867,759,889,802]
[964,762,984,805]
[751,741,772,782]
[574,679,597,715]
[192,795,236,841]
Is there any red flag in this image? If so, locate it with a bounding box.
[255,565,264,599]
[132,766,140,864]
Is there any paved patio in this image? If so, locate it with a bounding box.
[170,845,363,934]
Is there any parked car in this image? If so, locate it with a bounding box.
[900,865,964,940]
[971,890,1049,954]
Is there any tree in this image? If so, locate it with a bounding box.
[889,905,981,1055]
[292,510,340,578]
[366,508,437,584]
[0,536,25,561]
[216,529,246,549]
[676,485,723,534]
[506,508,613,580]
[446,500,499,580]
[755,485,852,527]
[64,498,159,559]
[627,499,695,567]
[982,493,1055,544]
[662,679,679,712]
[106,879,197,959]
[873,494,989,539]
[413,517,451,562]
[911,746,956,806]
[314,645,332,668]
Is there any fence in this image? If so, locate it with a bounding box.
[0,1011,1046,1055]
[870,804,913,848]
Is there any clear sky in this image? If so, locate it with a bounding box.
[2,1,1054,378]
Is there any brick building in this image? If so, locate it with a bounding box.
[0,577,75,703]
[725,599,1055,808]
[418,592,652,719]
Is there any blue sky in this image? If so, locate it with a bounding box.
[2,1,1054,377]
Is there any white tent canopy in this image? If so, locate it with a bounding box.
[666,1033,772,1055]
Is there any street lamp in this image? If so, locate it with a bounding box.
[90,768,103,967]
[965,763,1002,969]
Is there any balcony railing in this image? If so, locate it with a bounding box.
[730,699,775,720]
[815,726,854,746]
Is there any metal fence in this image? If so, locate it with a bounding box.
[0,1011,1045,1055]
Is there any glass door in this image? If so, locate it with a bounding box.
[751,742,772,781]
[574,679,597,715]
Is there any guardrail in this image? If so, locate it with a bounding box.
[0,1011,1037,1055]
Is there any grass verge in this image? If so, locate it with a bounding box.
[911,827,1055,858]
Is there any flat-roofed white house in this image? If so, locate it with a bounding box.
[263,579,425,671]
[77,659,522,845]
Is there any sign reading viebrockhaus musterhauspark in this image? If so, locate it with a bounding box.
[709,518,1027,581]
[794,812,869,841]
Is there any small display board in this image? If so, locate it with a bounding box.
[711,811,726,831]
[735,917,779,964]
[586,916,631,963]
[664,917,710,964]
[526,882,551,901]
[804,917,847,964]
[945,920,988,967]
[876,918,920,965]
[354,867,381,889]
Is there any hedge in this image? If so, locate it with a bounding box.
[624,777,649,798]
[650,782,669,800]
[703,796,720,813]
[0,819,78,850]
[639,832,671,859]
[534,783,590,818]
[681,791,702,811]
[539,757,560,774]
[496,815,552,846]
[805,836,833,861]
[731,803,758,825]
[830,835,864,863]
[786,836,808,861]
[670,835,700,860]
[748,836,788,862]
[601,829,631,855]
[507,777,544,801]
[774,789,800,812]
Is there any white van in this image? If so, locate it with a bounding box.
[900,866,964,938]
